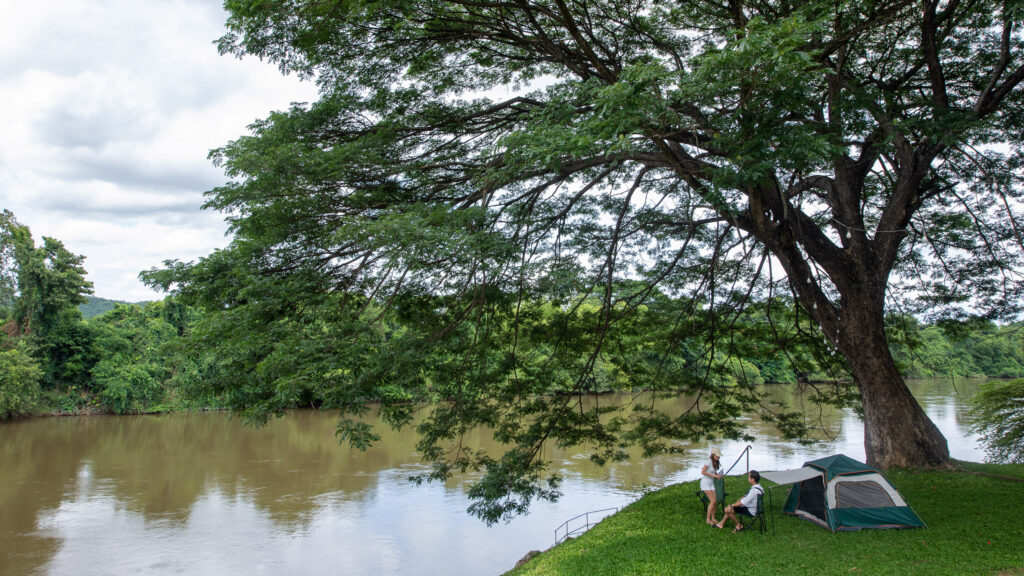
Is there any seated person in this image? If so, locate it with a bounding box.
[715,470,763,533]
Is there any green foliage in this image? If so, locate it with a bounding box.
[0,341,42,419]
[0,213,207,416]
[0,210,24,319]
[464,447,561,525]
[93,361,163,414]
[890,317,1024,379]
[14,235,93,339]
[971,378,1024,464]
[154,0,1024,517]
[0,212,96,390]
[86,302,189,413]
[34,308,97,389]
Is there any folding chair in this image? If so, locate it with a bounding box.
[739,492,769,535]
[696,477,727,520]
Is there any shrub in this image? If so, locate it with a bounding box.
[93,360,164,414]
[0,346,42,418]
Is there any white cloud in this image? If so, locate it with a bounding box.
[0,0,319,301]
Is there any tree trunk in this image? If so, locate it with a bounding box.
[837,296,951,469]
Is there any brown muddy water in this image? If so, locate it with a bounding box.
[0,379,985,576]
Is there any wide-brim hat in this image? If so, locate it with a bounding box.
[710,447,721,457]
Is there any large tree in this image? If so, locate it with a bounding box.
[1,211,95,388]
[151,0,1023,520]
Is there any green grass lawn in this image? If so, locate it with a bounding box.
[509,461,1024,576]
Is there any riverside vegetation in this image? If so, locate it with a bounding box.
[3,213,1024,421]
[3,210,1024,527]
[508,461,1024,576]
[189,0,1024,488]
[6,0,1024,525]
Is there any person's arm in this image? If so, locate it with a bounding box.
[702,463,720,479]
[704,463,722,479]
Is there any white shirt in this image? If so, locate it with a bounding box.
[699,457,720,491]
[740,484,764,514]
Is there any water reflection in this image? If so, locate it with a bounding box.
[0,379,985,576]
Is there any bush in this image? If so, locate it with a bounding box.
[0,346,42,418]
[93,360,164,414]
[727,357,764,386]
[971,378,1024,464]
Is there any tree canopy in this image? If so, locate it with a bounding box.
[971,378,1024,464]
[0,211,96,415]
[148,0,1024,522]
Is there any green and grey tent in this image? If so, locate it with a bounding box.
[772,454,925,532]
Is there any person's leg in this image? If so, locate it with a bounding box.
[703,490,717,524]
[731,507,750,532]
[730,507,742,529]
[716,506,735,529]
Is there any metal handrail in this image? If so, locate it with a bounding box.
[553,507,618,545]
[722,444,753,477]
[551,446,754,546]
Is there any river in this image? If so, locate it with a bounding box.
[0,378,986,576]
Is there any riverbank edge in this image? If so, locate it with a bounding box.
[12,376,1006,422]
[9,376,980,421]
[5,404,224,420]
[17,381,820,421]
[3,385,226,421]
[506,460,1024,576]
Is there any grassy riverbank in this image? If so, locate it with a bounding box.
[509,461,1024,576]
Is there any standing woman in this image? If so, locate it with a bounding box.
[700,447,724,525]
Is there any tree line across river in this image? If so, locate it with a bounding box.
[2,211,1022,421]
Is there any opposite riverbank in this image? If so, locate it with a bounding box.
[509,461,1024,576]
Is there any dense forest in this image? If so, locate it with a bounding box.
[1,210,1022,421]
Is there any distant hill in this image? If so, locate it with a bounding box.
[79,295,135,318]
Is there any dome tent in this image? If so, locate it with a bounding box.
[781,454,925,532]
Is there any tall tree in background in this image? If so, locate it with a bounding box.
[1,211,94,387]
[0,210,31,324]
[0,211,42,418]
[151,0,1023,519]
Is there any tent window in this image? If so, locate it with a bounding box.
[835,481,895,508]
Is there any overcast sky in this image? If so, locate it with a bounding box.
[0,0,319,302]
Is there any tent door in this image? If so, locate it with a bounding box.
[797,477,829,526]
